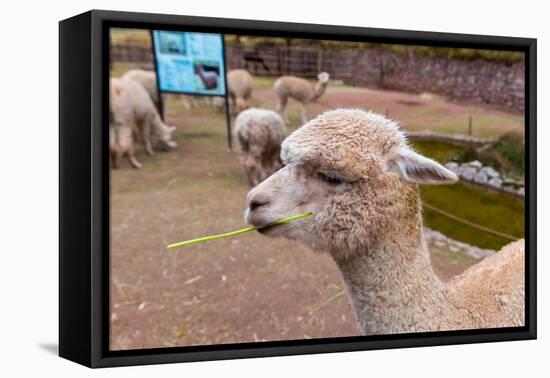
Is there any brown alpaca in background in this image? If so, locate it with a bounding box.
[273,72,330,124]
[227,69,255,114]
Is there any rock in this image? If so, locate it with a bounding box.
[480,249,496,258]
[445,162,459,170]
[445,162,463,175]
[474,171,488,184]
[488,177,503,189]
[431,230,447,241]
[517,187,525,196]
[461,166,477,181]
[503,177,523,186]
[503,186,516,194]
[454,165,464,175]
[466,160,483,169]
[466,249,482,259]
[480,166,500,178]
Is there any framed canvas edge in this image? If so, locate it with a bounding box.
[60,9,538,368]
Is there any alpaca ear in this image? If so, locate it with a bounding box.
[390,148,458,185]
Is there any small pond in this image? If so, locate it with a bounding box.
[410,139,525,251]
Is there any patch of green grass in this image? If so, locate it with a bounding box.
[412,132,525,178]
[399,104,524,139]
[421,182,524,250]
[411,140,464,163]
[495,131,525,174]
[411,136,525,250]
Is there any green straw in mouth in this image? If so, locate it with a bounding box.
[166,212,313,249]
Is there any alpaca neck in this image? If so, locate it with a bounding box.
[311,81,327,101]
[334,220,453,335]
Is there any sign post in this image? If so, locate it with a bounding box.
[151,30,232,148]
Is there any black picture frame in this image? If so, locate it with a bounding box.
[59,9,537,368]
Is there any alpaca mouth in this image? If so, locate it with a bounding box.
[256,225,273,234]
[249,216,276,231]
[247,211,281,232]
[256,221,284,234]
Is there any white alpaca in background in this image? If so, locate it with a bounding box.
[110,77,177,168]
[234,108,287,186]
[122,69,162,115]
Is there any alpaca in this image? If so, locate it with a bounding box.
[180,94,201,110]
[195,65,219,90]
[273,72,330,125]
[211,96,227,112]
[234,108,287,186]
[244,108,524,334]
[227,69,254,114]
[109,105,141,169]
[122,69,162,116]
[110,77,177,168]
[122,68,206,113]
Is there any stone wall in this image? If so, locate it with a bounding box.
[226,45,525,113]
[351,49,525,113]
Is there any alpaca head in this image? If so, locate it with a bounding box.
[156,125,178,150]
[317,72,330,84]
[242,154,266,187]
[245,109,457,260]
[312,72,330,101]
[235,97,250,113]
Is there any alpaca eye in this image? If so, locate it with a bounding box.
[318,171,345,185]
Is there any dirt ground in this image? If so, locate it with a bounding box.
[110,81,522,350]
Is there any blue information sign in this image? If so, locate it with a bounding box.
[152,31,226,96]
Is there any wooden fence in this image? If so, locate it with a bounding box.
[225,45,390,86]
[110,42,387,86]
[109,42,525,112]
[111,43,153,63]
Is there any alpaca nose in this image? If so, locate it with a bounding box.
[249,192,271,211]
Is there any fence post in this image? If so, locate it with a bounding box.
[285,39,291,75]
[317,48,323,73]
[378,55,386,89]
[351,50,360,86]
[468,115,473,136]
